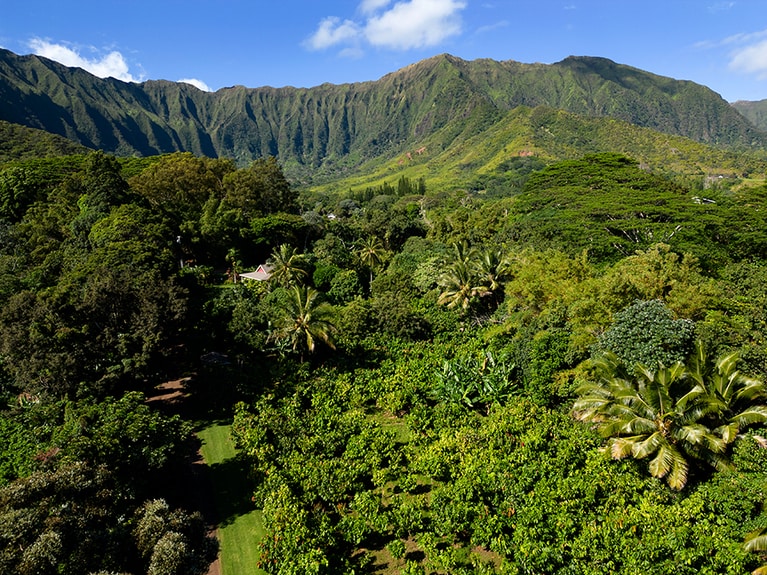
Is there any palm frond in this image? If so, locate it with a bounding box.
[608,437,635,459]
[631,432,665,459]
[745,529,767,553]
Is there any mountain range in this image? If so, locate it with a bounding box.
[1,47,767,186]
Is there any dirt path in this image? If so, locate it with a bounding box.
[148,378,222,575]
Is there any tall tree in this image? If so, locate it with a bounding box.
[270,286,336,362]
[267,243,308,288]
[223,156,298,216]
[356,236,388,285]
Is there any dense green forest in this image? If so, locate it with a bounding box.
[4,142,767,575]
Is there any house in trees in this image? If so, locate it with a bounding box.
[240,263,273,281]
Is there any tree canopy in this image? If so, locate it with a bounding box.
[3,147,767,574]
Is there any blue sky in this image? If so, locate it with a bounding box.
[2,1,767,102]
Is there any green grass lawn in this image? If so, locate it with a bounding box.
[198,423,268,575]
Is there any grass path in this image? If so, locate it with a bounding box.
[198,423,268,575]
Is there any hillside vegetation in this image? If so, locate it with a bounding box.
[5,49,767,575]
[734,99,767,132]
[2,48,766,184]
[309,104,767,198]
[1,146,767,573]
[0,120,89,163]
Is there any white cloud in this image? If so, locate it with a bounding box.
[708,2,735,13]
[178,78,212,92]
[360,0,391,14]
[730,38,767,78]
[305,0,466,53]
[304,17,360,50]
[28,38,141,82]
[475,20,509,35]
[365,0,466,50]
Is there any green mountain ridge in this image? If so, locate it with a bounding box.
[0,119,90,163]
[733,99,767,132]
[2,48,766,184]
[313,104,767,198]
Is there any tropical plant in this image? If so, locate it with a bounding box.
[745,528,767,575]
[356,235,389,285]
[269,285,336,361]
[437,243,511,315]
[573,351,730,490]
[475,247,511,296]
[267,243,308,288]
[683,340,767,444]
[437,259,483,312]
[432,351,517,412]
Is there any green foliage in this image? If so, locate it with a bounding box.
[523,328,572,406]
[5,66,767,575]
[134,499,217,575]
[595,299,696,370]
[0,461,216,575]
[223,156,298,216]
[328,269,363,305]
[0,120,88,164]
[436,242,510,316]
[51,392,192,496]
[269,285,337,359]
[0,463,119,575]
[0,411,39,484]
[0,268,187,398]
[573,344,767,490]
[267,243,310,288]
[432,350,518,412]
[508,154,702,263]
[232,382,401,572]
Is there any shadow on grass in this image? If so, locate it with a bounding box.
[206,453,257,527]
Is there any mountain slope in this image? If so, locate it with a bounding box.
[1,49,765,182]
[309,104,767,197]
[0,120,89,163]
[733,99,767,132]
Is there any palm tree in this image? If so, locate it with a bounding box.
[475,248,511,304]
[270,285,336,362]
[683,341,767,444]
[437,243,512,315]
[267,243,308,288]
[745,528,767,575]
[573,351,729,490]
[437,259,483,312]
[356,236,388,284]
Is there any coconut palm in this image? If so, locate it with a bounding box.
[475,248,511,304]
[683,340,767,444]
[573,351,729,490]
[267,243,308,288]
[745,528,767,575]
[270,285,336,362]
[437,243,511,315]
[437,259,484,312]
[356,236,388,284]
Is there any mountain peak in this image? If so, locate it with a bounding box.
[0,48,765,179]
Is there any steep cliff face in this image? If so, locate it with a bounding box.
[733,99,767,132]
[1,48,765,180]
